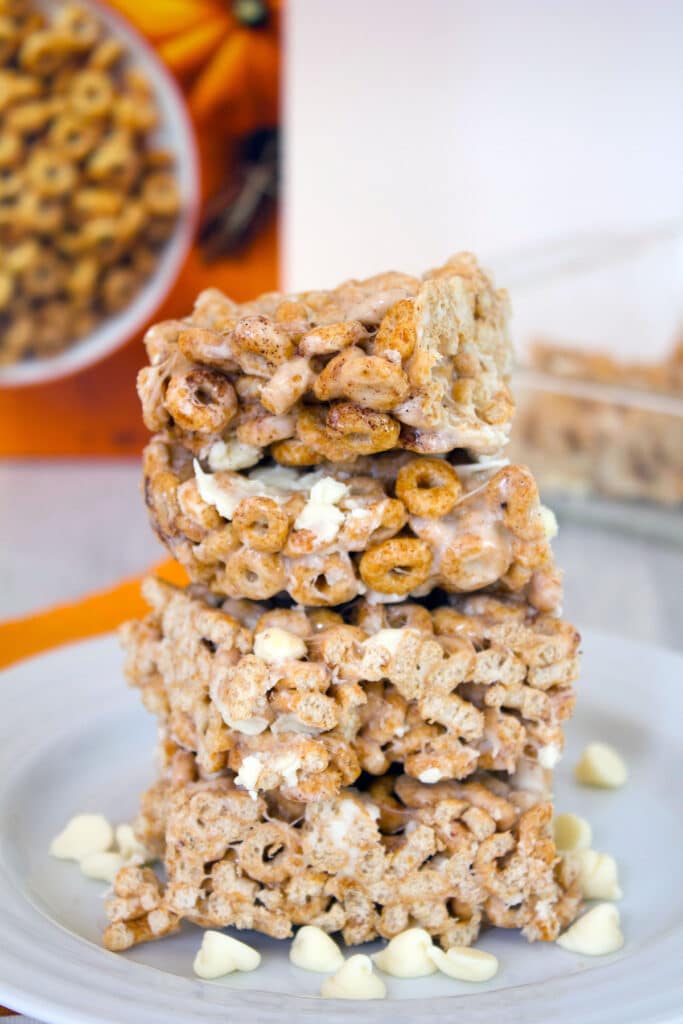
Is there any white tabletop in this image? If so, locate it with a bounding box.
[0,461,681,651]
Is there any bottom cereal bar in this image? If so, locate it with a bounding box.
[103,771,581,952]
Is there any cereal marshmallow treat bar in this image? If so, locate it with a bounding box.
[136,253,514,463]
[120,579,579,801]
[103,771,581,952]
[142,439,563,610]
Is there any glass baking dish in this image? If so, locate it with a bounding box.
[509,367,683,543]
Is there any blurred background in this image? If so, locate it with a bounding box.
[1,0,681,649]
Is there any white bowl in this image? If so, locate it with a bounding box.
[0,0,200,388]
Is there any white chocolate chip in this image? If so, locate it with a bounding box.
[537,743,561,769]
[208,439,261,472]
[564,849,622,900]
[539,505,558,539]
[115,824,151,863]
[289,926,344,973]
[320,954,386,1000]
[193,931,261,979]
[50,814,113,861]
[234,755,263,799]
[554,812,592,852]
[427,945,499,982]
[294,477,349,544]
[224,715,269,736]
[373,928,437,978]
[418,768,443,784]
[80,851,125,883]
[575,742,627,788]
[253,627,307,664]
[556,904,624,956]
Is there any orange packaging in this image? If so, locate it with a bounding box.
[0,0,281,455]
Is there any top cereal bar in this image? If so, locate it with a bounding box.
[137,253,514,463]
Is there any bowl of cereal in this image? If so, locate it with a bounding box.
[0,0,199,386]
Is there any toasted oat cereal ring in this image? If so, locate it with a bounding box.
[0,270,14,310]
[0,17,20,65]
[489,465,540,539]
[165,369,237,434]
[270,438,319,467]
[0,313,31,364]
[176,477,221,535]
[358,537,432,595]
[132,246,157,278]
[70,70,114,118]
[177,326,237,372]
[222,549,286,600]
[326,402,401,456]
[118,202,146,241]
[440,533,511,591]
[72,187,124,218]
[272,299,311,341]
[236,411,296,448]
[114,95,158,132]
[399,424,458,455]
[142,172,180,218]
[125,67,153,97]
[307,609,345,632]
[65,256,98,302]
[313,347,410,411]
[384,603,434,633]
[145,147,174,170]
[18,30,69,75]
[5,238,38,274]
[260,356,313,416]
[481,385,515,426]
[6,98,57,134]
[0,166,21,200]
[55,2,100,49]
[232,497,289,553]
[87,132,138,188]
[49,113,101,161]
[26,152,77,197]
[231,315,295,376]
[88,37,124,69]
[254,606,310,638]
[79,216,124,261]
[0,130,21,168]
[236,822,301,883]
[34,300,72,354]
[298,320,367,357]
[288,553,359,607]
[21,252,66,298]
[373,297,416,360]
[375,497,408,538]
[395,458,463,517]
[101,266,138,312]
[18,193,65,235]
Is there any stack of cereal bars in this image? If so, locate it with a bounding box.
[104,254,582,954]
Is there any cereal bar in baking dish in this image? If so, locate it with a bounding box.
[103,769,581,951]
[120,578,579,799]
[136,253,514,462]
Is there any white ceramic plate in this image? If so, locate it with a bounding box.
[0,629,681,1023]
[0,0,199,388]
